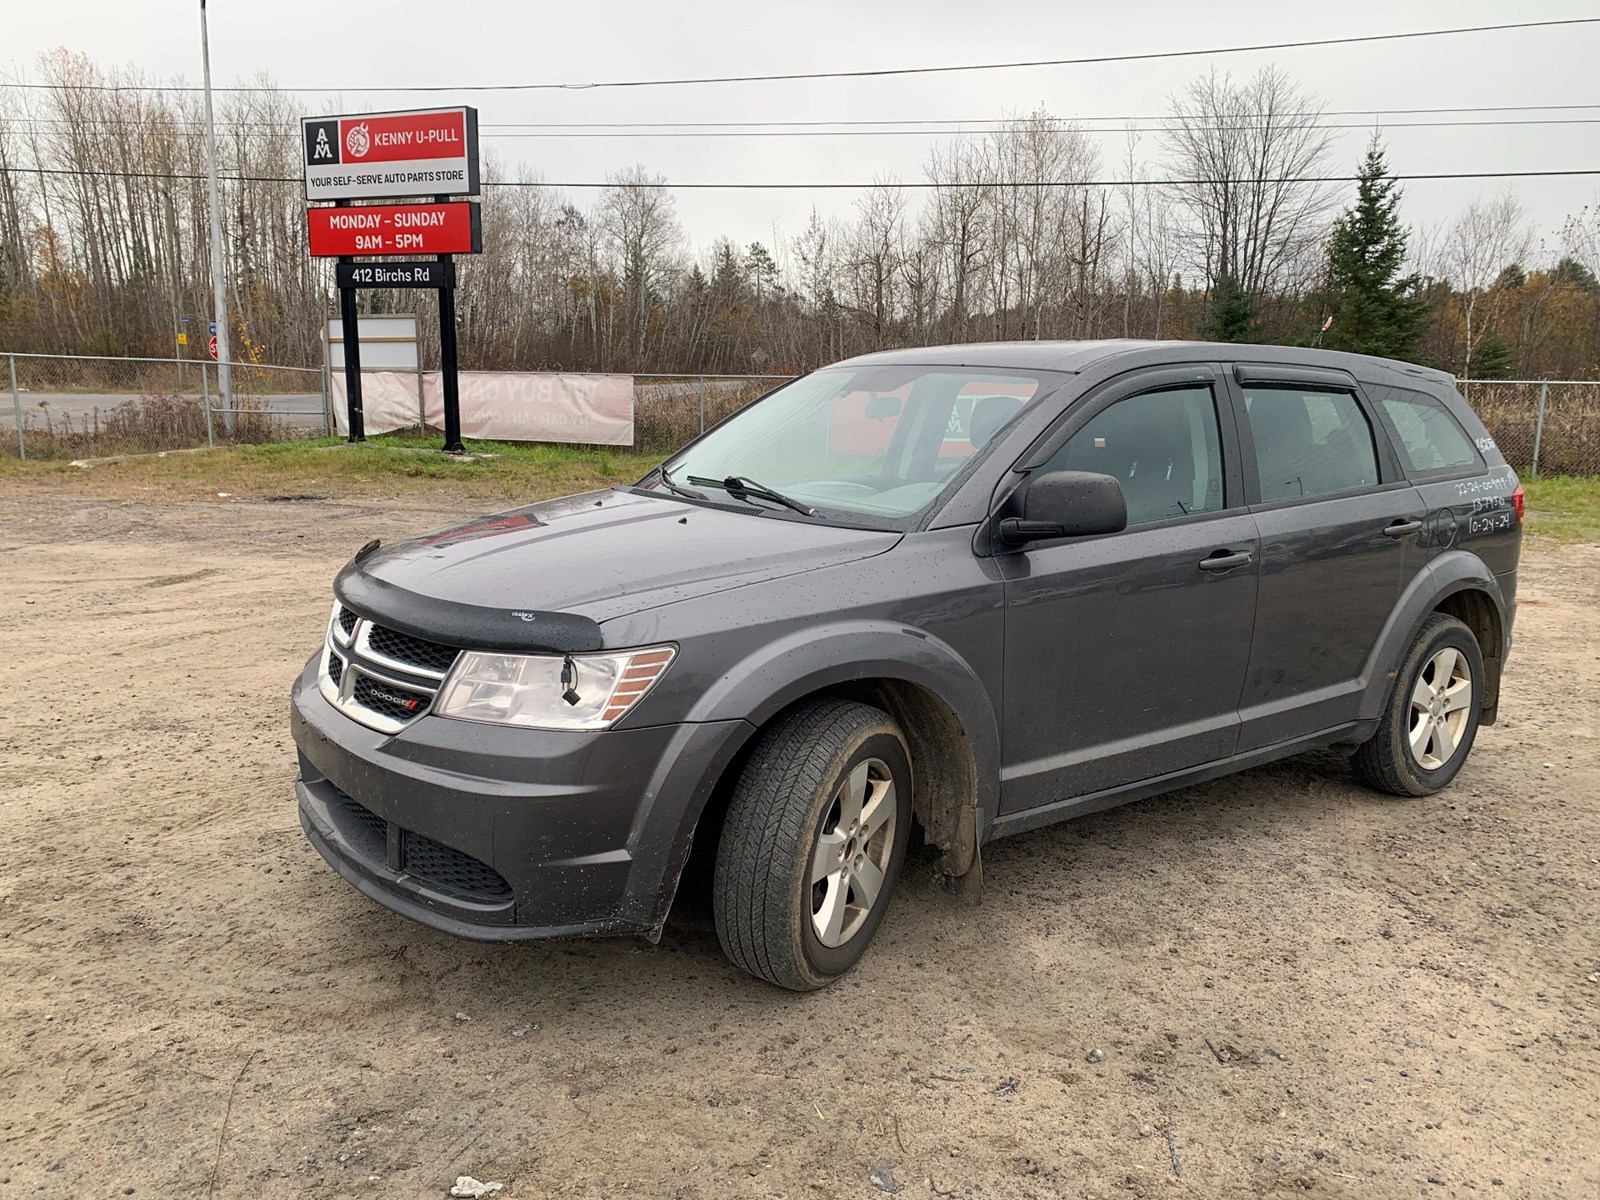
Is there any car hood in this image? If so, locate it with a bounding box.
[337,488,900,646]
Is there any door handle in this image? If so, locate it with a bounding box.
[1198,549,1253,572]
[1383,518,1423,538]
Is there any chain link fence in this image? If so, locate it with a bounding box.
[13,353,1593,475]
[3,352,328,460]
[2,352,791,460]
[633,374,791,453]
[1458,380,1600,477]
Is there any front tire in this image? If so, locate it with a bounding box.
[1353,613,1484,796]
[713,699,911,991]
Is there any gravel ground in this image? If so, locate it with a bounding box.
[0,491,1596,1200]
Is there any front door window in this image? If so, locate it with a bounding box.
[1040,384,1225,525]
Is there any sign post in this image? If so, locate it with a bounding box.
[436,243,463,453]
[337,224,366,442]
[301,106,480,451]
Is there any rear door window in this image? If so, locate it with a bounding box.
[1374,386,1484,475]
[1241,387,1380,502]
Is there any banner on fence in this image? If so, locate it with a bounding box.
[330,371,635,445]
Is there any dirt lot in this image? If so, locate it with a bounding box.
[1,486,1596,1200]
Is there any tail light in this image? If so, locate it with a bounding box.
[1511,483,1525,522]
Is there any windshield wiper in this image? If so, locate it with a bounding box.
[686,474,819,517]
[655,464,708,501]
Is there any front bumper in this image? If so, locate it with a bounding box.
[290,655,751,940]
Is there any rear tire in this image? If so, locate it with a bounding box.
[1353,613,1484,797]
[713,699,911,991]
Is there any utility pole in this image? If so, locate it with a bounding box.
[199,0,233,430]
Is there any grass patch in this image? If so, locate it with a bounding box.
[0,433,660,503]
[5,433,1596,544]
[1522,475,1600,544]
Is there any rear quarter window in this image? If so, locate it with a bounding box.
[1375,386,1484,477]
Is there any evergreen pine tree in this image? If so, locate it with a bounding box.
[1322,139,1427,359]
[1471,334,1515,379]
[1205,277,1257,342]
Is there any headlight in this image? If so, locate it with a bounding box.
[433,645,676,731]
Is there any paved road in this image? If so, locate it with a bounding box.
[3,391,328,431]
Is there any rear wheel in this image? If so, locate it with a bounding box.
[1353,613,1484,796]
[713,699,911,991]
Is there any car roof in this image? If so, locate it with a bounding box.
[832,339,1455,386]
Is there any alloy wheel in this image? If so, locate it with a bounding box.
[810,758,897,947]
[1408,646,1474,771]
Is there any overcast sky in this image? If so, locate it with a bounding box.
[7,0,1600,265]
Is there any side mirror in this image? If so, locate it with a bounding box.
[999,470,1128,546]
[864,394,902,419]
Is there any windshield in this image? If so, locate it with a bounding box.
[656,365,1053,523]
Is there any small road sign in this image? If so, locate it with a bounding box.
[208,334,218,360]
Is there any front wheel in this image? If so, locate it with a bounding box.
[1353,613,1484,796]
[713,699,911,991]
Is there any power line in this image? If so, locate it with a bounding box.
[12,119,1600,138]
[7,115,1600,143]
[488,103,1600,127]
[379,118,1600,138]
[0,18,1594,94]
[8,165,1599,189]
[487,104,1600,128]
[6,104,1599,133]
[496,170,1600,189]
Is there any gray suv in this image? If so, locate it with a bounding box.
[291,340,1522,990]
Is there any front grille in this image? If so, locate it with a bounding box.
[320,605,461,734]
[403,832,514,903]
[328,787,512,904]
[364,625,460,675]
[353,675,432,722]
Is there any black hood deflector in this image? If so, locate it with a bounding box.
[334,560,604,655]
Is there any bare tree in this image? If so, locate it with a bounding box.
[0,84,37,306]
[790,207,843,366]
[598,165,681,367]
[1163,66,1336,307]
[1119,133,1180,337]
[1562,198,1600,279]
[923,139,990,341]
[842,180,906,349]
[1434,191,1534,378]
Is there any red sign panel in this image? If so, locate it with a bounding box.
[307,202,482,257]
[337,110,465,164]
